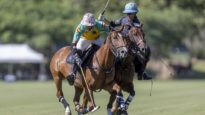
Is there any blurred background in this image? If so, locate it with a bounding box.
[0,0,204,81]
[0,0,205,115]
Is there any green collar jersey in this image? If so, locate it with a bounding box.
[72,20,110,43]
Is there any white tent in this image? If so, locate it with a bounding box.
[0,44,44,63]
[0,44,46,80]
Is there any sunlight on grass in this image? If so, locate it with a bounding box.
[0,80,205,115]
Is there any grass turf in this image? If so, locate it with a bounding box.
[0,80,205,115]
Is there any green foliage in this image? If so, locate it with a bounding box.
[0,0,204,58]
[0,0,78,48]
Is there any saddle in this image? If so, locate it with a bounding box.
[81,44,100,67]
[67,44,100,67]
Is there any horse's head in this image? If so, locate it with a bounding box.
[128,25,147,58]
[106,29,129,59]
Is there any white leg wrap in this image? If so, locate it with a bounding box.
[65,106,71,115]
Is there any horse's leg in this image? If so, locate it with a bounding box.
[105,82,126,114]
[73,86,84,115]
[82,91,89,109]
[79,90,91,114]
[113,83,135,115]
[123,83,135,110]
[54,74,71,115]
[107,91,117,115]
[82,88,97,113]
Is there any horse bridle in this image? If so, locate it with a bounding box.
[128,27,148,62]
[94,32,128,73]
[109,32,128,57]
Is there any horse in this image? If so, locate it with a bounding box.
[79,25,149,115]
[106,25,149,115]
[50,29,129,115]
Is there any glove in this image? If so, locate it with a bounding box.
[72,42,77,49]
[98,13,104,21]
[72,43,78,55]
[75,56,82,66]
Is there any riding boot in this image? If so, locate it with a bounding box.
[138,71,152,80]
[67,63,78,85]
[67,49,83,85]
[133,56,152,80]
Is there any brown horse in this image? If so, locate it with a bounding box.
[106,25,148,115]
[80,26,148,115]
[50,30,129,115]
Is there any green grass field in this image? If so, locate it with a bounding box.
[0,80,205,115]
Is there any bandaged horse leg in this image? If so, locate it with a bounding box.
[105,82,126,113]
[54,76,72,115]
[124,83,135,110]
[59,96,71,115]
[116,93,126,110]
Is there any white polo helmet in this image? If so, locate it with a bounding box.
[81,13,96,26]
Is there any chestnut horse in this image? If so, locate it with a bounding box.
[50,30,129,115]
[80,25,148,115]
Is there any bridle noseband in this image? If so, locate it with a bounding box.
[109,33,128,57]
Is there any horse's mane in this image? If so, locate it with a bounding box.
[129,26,146,43]
[104,27,124,44]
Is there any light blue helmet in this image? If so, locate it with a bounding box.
[123,2,139,14]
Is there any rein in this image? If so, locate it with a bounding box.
[110,33,128,57]
[92,32,127,92]
[129,32,144,46]
[94,54,115,74]
[129,28,148,61]
[94,33,127,73]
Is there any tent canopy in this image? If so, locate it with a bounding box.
[0,44,44,63]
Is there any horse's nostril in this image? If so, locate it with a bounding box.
[121,50,125,54]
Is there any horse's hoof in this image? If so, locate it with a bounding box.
[116,110,128,115]
[81,108,89,114]
[65,110,72,115]
[91,106,100,113]
[77,111,84,115]
[65,106,72,115]
[65,112,72,115]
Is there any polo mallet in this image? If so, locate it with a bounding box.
[98,0,110,20]
[79,66,100,113]
[102,0,110,15]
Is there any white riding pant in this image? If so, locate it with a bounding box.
[76,37,103,52]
